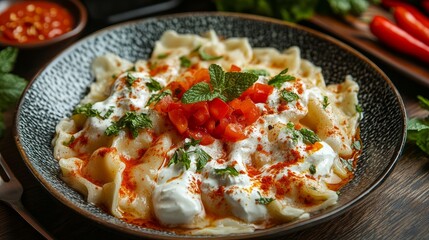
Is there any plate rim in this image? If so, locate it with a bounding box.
[13,11,408,239]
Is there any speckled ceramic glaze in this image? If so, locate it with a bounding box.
[14,13,406,239]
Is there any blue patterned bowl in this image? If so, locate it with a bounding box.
[14,12,407,239]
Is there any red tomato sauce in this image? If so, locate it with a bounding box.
[0,1,74,43]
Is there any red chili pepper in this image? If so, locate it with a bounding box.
[394,6,429,46]
[370,15,429,64]
[381,0,429,29]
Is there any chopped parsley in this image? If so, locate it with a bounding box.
[355,104,363,113]
[105,112,152,138]
[244,69,270,76]
[199,48,223,61]
[73,104,113,120]
[309,164,316,174]
[169,138,211,171]
[181,64,258,103]
[62,135,75,146]
[126,72,137,87]
[352,140,361,150]
[268,68,295,88]
[280,89,299,103]
[179,56,191,68]
[255,192,275,205]
[157,53,169,59]
[340,158,354,171]
[146,90,172,107]
[322,96,330,109]
[300,128,320,144]
[214,166,240,176]
[145,78,162,92]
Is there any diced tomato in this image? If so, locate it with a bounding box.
[154,95,174,113]
[223,123,246,142]
[240,97,260,125]
[228,98,242,110]
[205,119,216,134]
[230,64,241,72]
[187,129,215,145]
[192,103,210,126]
[193,68,210,84]
[212,118,230,138]
[209,98,230,120]
[168,108,188,134]
[167,81,186,98]
[241,83,273,103]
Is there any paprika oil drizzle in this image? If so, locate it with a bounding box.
[0,1,73,43]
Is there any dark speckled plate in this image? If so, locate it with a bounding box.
[14,12,406,239]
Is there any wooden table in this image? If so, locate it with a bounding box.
[1,3,428,240]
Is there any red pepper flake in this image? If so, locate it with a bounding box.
[246,165,261,178]
[213,186,225,197]
[260,175,273,192]
[69,134,88,149]
[150,64,169,76]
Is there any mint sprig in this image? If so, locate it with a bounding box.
[407,95,429,155]
[181,64,258,104]
[0,47,27,138]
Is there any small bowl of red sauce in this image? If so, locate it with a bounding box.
[0,0,87,48]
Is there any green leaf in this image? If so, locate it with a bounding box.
[255,191,275,205]
[244,69,270,76]
[181,82,217,104]
[209,64,225,90]
[280,89,299,103]
[73,104,113,120]
[145,78,162,92]
[199,48,223,61]
[157,53,169,59]
[309,164,316,174]
[299,128,320,144]
[0,73,27,111]
[224,72,258,101]
[184,138,201,150]
[340,157,354,171]
[146,90,172,107]
[105,112,152,138]
[214,166,239,176]
[169,148,191,170]
[417,95,429,111]
[407,117,429,154]
[179,56,191,68]
[355,104,363,113]
[126,72,137,87]
[62,135,75,147]
[268,68,295,88]
[322,96,330,109]
[0,47,18,73]
[195,148,211,171]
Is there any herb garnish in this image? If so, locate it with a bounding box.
[322,96,330,109]
[169,138,211,171]
[280,89,299,103]
[355,104,363,113]
[352,140,361,150]
[214,166,240,176]
[73,103,113,120]
[255,192,275,205]
[340,158,354,171]
[62,135,75,147]
[268,68,295,88]
[199,48,223,61]
[407,95,429,155]
[0,47,27,138]
[181,64,258,104]
[146,89,172,107]
[126,72,137,87]
[105,112,152,138]
[157,53,169,59]
[145,78,162,92]
[300,128,320,144]
[309,164,316,174]
[244,69,270,76]
[179,56,191,68]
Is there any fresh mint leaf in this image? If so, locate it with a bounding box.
[244,69,270,76]
[199,48,223,61]
[280,89,299,102]
[214,166,239,176]
[255,192,275,205]
[146,78,162,92]
[417,95,429,111]
[179,56,191,68]
[105,112,152,138]
[209,64,226,90]
[146,90,172,107]
[300,128,320,144]
[0,47,18,73]
[0,73,27,111]
[224,72,258,101]
[268,68,295,88]
[181,82,218,103]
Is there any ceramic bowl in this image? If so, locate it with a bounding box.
[0,0,87,48]
[14,12,407,239]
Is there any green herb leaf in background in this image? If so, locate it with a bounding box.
[0,47,27,138]
[407,96,429,155]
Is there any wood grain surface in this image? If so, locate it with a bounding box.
[1,2,428,240]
